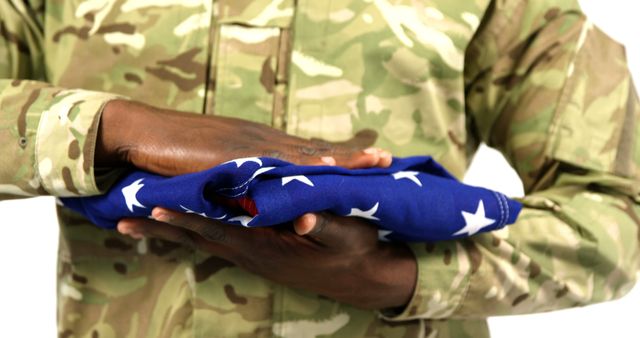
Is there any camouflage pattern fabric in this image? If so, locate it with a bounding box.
[1,0,639,337]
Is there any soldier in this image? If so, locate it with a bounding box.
[0,0,638,337]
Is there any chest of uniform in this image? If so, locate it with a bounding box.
[45,0,484,173]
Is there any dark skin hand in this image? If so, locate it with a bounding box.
[94,99,413,311]
[95,99,392,176]
[118,208,418,311]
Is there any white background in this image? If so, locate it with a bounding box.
[0,1,639,336]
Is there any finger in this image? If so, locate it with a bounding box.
[299,130,383,168]
[340,129,378,149]
[334,148,393,169]
[293,213,376,248]
[117,218,197,248]
[151,207,239,246]
[273,129,389,168]
[298,144,389,169]
[293,213,318,236]
[292,213,348,247]
[259,146,337,167]
[268,149,392,170]
[118,218,233,259]
[377,150,393,168]
[319,129,391,168]
[307,130,377,153]
[301,155,337,167]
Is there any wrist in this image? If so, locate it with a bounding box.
[351,243,417,310]
[95,99,147,167]
[377,242,418,310]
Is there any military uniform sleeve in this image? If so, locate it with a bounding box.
[385,0,640,320]
[0,1,123,200]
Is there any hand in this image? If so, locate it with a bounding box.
[117,207,417,311]
[95,100,392,176]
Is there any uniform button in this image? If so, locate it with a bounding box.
[18,137,28,148]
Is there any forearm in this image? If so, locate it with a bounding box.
[459,187,638,317]
[386,172,639,320]
[0,2,116,199]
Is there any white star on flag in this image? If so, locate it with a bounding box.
[225,157,262,168]
[180,205,208,218]
[392,171,422,187]
[229,215,255,227]
[251,167,275,179]
[122,179,146,212]
[282,175,314,187]
[347,202,380,220]
[179,205,228,219]
[453,200,495,236]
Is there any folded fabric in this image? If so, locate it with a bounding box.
[61,156,522,242]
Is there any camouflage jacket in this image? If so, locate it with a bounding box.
[1,0,639,337]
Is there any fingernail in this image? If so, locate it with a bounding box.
[380,151,391,159]
[296,213,317,235]
[364,148,377,155]
[152,208,168,221]
[304,213,317,228]
[119,227,132,235]
[321,156,336,166]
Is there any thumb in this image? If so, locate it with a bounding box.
[293,213,373,247]
[293,213,325,236]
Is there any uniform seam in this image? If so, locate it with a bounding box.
[201,3,217,116]
[191,250,198,338]
[451,265,474,317]
[216,26,229,117]
[544,15,589,163]
[33,95,49,193]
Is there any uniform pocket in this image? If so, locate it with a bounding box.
[213,24,290,127]
[211,0,295,127]
[546,25,639,181]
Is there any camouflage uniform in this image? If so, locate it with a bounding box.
[1,0,639,337]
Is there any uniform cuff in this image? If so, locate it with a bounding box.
[34,89,124,196]
[380,240,472,321]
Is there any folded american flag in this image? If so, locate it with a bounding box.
[61,156,522,241]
